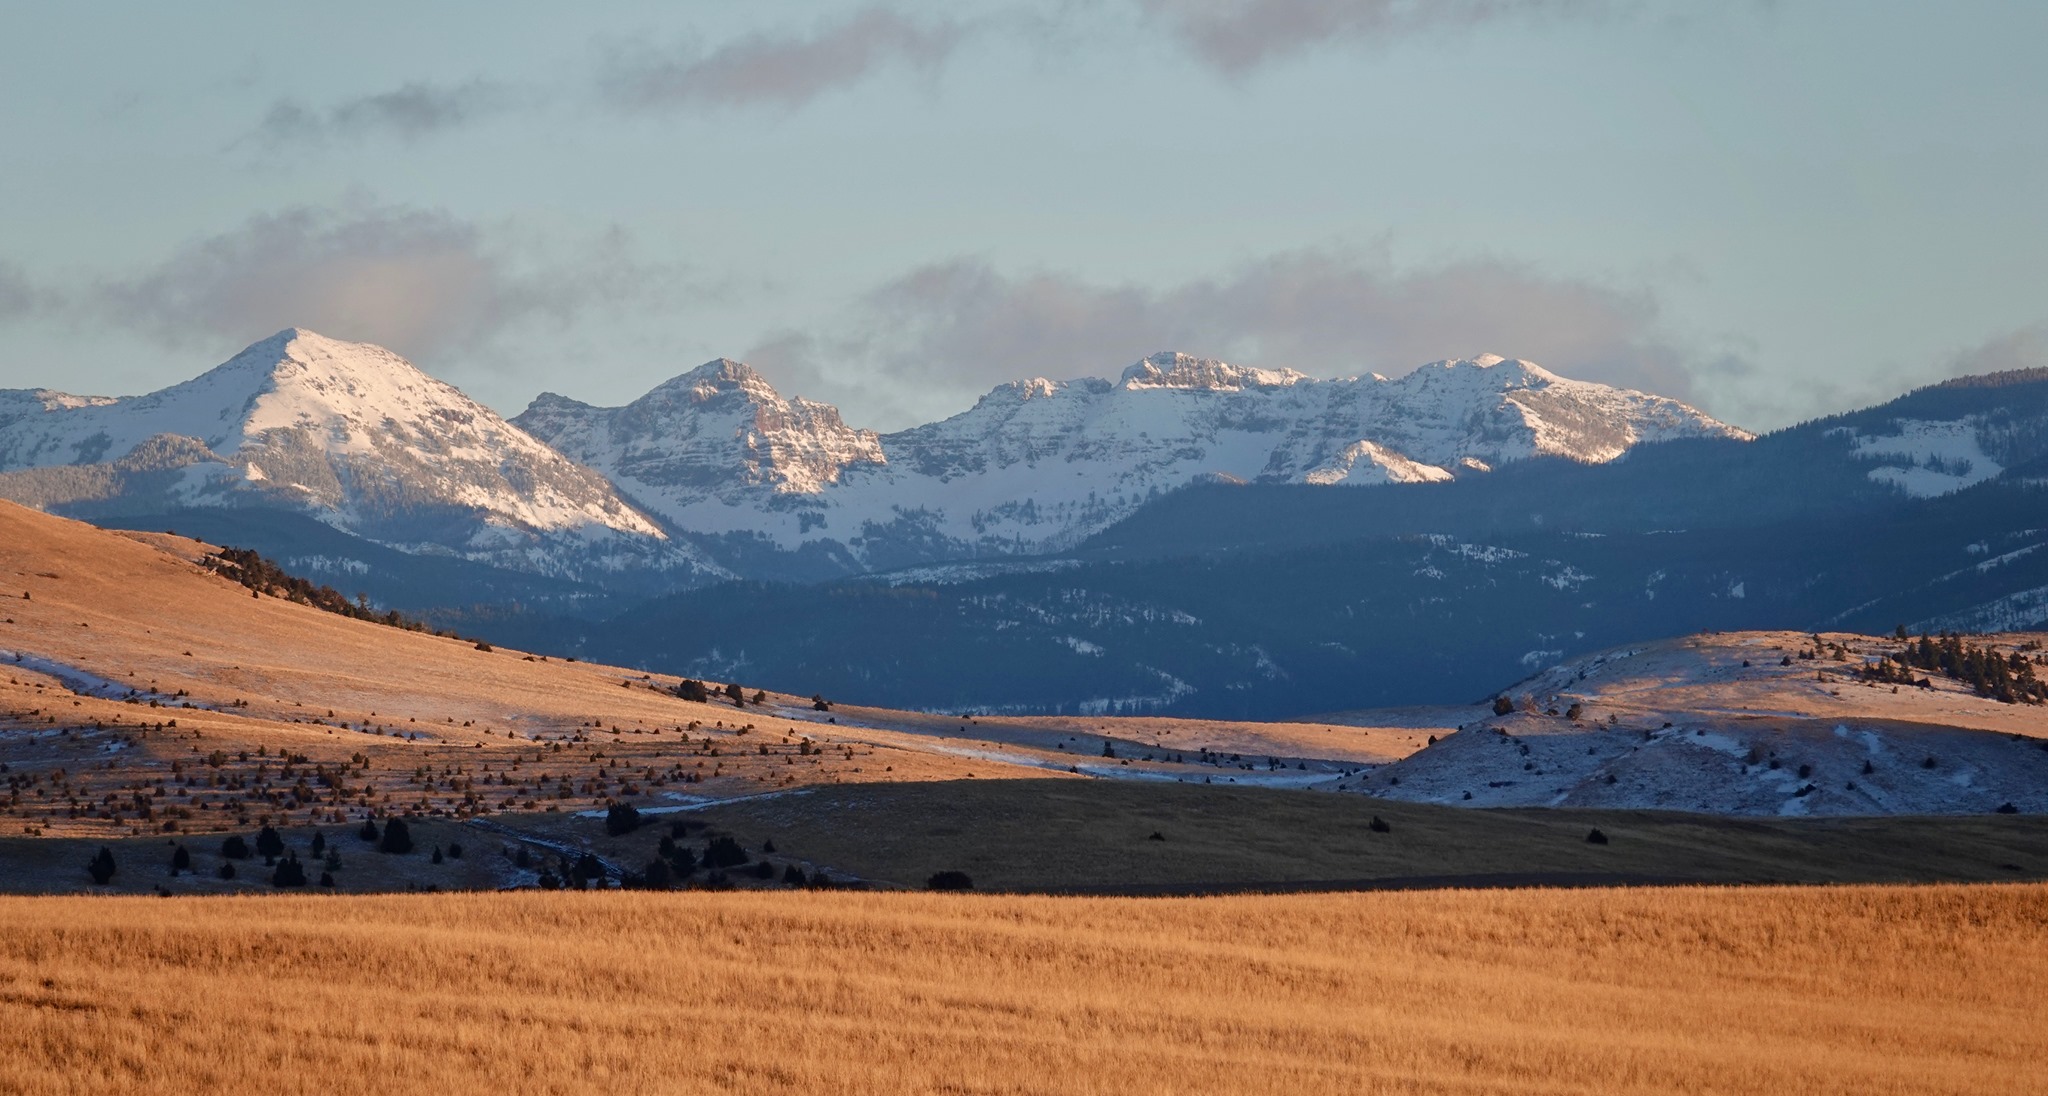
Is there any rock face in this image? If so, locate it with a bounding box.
[0,329,710,584]
[517,349,1751,567]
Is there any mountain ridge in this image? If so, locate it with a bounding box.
[515,345,1751,571]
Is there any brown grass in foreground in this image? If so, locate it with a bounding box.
[2,885,2044,1095]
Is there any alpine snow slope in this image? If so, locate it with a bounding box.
[515,350,1747,574]
[0,329,713,588]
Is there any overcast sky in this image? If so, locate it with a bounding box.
[2,1,2043,432]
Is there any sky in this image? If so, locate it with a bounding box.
[1,0,2044,433]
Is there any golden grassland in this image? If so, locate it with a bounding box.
[2,884,2045,1095]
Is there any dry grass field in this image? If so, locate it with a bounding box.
[2,884,2044,1095]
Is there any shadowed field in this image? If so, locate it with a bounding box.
[674,778,2048,892]
[2,884,2044,1095]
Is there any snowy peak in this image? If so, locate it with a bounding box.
[1394,354,1561,393]
[1120,351,1309,391]
[514,357,886,508]
[0,330,701,584]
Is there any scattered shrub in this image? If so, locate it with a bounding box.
[1492,695,1514,716]
[926,870,974,891]
[1585,828,1609,845]
[674,679,710,703]
[571,853,606,888]
[431,846,444,865]
[605,803,641,836]
[446,842,462,859]
[358,819,380,843]
[782,864,808,886]
[379,818,414,854]
[752,860,775,880]
[221,835,252,860]
[217,862,236,880]
[271,855,307,887]
[86,847,117,885]
[1995,802,2020,814]
[641,859,673,889]
[703,835,749,869]
[1368,816,1391,834]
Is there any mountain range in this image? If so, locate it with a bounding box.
[2,329,2044,717]
[0,329,1741,584]
[513,349,1745,575]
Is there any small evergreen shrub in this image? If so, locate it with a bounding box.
[221,835,252,860]
[272,855,307,887]
[703,835,748,869]
[86,847,117,885]
[926,870,974,891]
[379,818,414,854]
[605,803,642,836]
[641,859,673,889]
[1585,828,1609,845]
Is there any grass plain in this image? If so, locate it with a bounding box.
[3,884,2044,1095]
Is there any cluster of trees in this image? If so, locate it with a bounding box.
[1864,632,2048,704]
[202,547,452,637]
[670,679,775,709]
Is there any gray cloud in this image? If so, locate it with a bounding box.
[90,202,676,365]
[749,250,1734,430]
[0,262,45,321]
[1946,324,2048,380]
[1134,0,1618,72]
[247,80,514,148]
[603,8,968,111]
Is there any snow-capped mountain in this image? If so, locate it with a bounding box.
[517,358,886,510]
[0,329,711,584]
[517,350,1750,567]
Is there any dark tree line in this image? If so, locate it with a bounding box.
[1864,632,2048,704]
[202,546,455,637]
